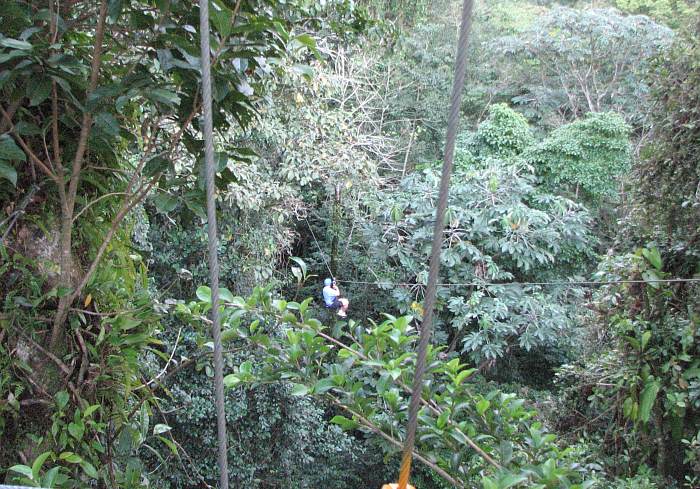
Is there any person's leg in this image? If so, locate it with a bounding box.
[339,297,349,314]
[334,297,347,317]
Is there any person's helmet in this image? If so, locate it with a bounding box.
[324,278,332,286]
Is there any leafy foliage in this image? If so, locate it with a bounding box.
[526,112,631,202]
[0,0,371,486]
[493,7,672,127]
[175,286,597,489]
[555,247,699,482]
[360,105,593,367]
[635,33,700,260]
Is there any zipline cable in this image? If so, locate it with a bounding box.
[336,277,700,288]
[303,217,334,278]
[397,1,474,488]
[299,210,700,289]
[198,2,229,489]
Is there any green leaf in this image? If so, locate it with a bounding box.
[219,287,234,303]
[641,331,651,351]
[157,435,178,455]
[291,64,314,78]
[55,391,69,410]
[83,404,100,418]
[314,377,335,394]
[623,396,635,419]
[642,247,663,270]
[293,34,317,51]
[290,256,307,277]
[239,360,253,375]
[80,461,98,479]
[476,398,490,416]
[148,88,180,108]
[0,50,27,64]
[15,121,41,135]
[639,380,660,423]
[107,0,123,21]
[32,451,52,480]
[624,335,640,350]
[94,112,120,137]
[498,473,529,488]
[152,193,178,213]
[211,0,234,37]
[58,452,82,464]
[0,38,32,50]
[455,368,477,385]
[67,421,84,440]
[42,466,60,488]
[482,477,498,489]
[330,415,359,430]
[0,160,17,186]
[388,328,401,345]
[196,286,212,303]
[9,464,34,480]
[29,79,51,106]
[143,155,169,176]
[0,134,26,161]
[223,373,241,388]
[642,269,661,288]
[289,383,310,396]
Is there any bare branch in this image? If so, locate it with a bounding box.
[72,192,129,223]
[0,105,59,183]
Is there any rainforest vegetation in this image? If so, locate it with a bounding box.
[0,0,699,488]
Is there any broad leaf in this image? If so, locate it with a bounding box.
[639,380,660,423]
[0,161,17,186]
[330,415,359,430]
[289,383,310,396]
[0,135,26,161]
[9,464,33,480]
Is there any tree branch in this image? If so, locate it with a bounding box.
[0,105,59,183]
[329,396,464,488]
[69,174,159,304]
[66,0,109,215]
[72,192,129,223]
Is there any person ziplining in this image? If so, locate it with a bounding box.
[322,278,349,317]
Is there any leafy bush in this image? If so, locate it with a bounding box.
[174,285,597,488]
[526,112,631,202]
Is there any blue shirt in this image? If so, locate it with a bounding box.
[322,285,339,306]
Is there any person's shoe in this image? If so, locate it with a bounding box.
[337,311,347,318]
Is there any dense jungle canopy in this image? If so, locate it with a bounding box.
[0,0,699,488]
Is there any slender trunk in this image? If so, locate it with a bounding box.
[48,0,109,352]
[654,408,667,476]
[50,208,74,351]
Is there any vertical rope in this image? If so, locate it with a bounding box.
[397,1,474,488]
[198,2,230,488]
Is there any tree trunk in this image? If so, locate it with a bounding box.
[50,209,74,351]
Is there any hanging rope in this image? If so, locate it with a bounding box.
[397,1,474,488]
[303,217,334,278]
[198,2,229,489]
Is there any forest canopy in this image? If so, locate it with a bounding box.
[0,0,698,488]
